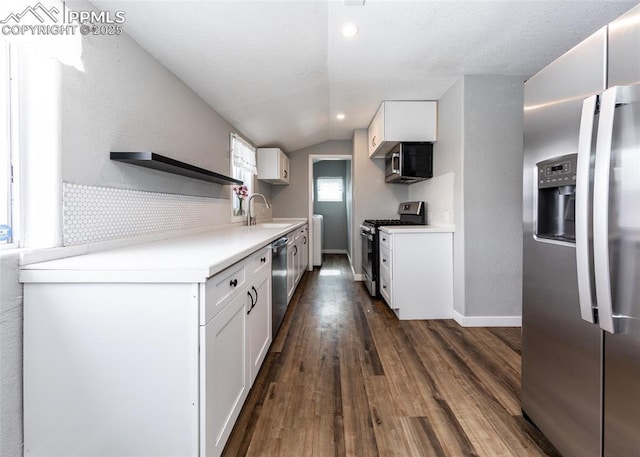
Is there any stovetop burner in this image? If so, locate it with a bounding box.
[364,219,417,227]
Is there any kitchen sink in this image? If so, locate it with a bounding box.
[253,223,292,229]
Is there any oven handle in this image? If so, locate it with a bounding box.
[360,226,374,241]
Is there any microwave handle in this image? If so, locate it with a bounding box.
[391,151,401,174]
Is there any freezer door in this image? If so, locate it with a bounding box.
[522,27,606,457]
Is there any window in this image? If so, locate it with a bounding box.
[0,42,17,247]
[316,177,344,202]
[230,133,256,219]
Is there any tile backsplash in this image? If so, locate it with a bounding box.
[62,182,231,246]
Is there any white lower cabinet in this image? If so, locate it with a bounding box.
[200,292,248,457]
[378,229,454,320]
[23,245,275,457]
[286,235,296,302]
[247,268,272,385]
[286,224,309,303]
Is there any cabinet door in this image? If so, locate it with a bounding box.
[294,237,302,285]
[280,152,290,184]
[200,293,247,457]
[287,240,296,302]
[300,228,308,273]
[247,272,272,386]
[368,104,384,157]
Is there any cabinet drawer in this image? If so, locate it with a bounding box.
[250,246,271,276]
[379,269,392,307]
[379,232,391,251]
[379,246,391,279]
[202,263,246,324]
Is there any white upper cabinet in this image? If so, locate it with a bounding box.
[367,101,438,158]
[257,148,290,185]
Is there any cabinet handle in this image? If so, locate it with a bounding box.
[382,237,386,242]
[247,290,255,314]
[382,285,387,289]
[294,245,298,255]
[372,135,377,148]
[382,259,386,263]
[303,236,307,245]
[247,286,258,314]
[260,257,266,263]
[230,278,238,287]
[284,170,288,178]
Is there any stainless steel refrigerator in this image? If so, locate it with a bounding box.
[523,4,640,457]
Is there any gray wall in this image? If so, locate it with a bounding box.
[313,160,348,252]
[271,140,352,218]
[0,252,22,456]
[463,75,524,317]
[410,75,525,319]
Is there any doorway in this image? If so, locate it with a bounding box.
[308,155,352,270]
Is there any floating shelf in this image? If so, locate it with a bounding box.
[111,152,242,186]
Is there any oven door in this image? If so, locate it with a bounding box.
[360,225,376,296]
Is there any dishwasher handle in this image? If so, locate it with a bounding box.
[272,237,288,252]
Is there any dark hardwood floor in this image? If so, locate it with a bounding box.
[223,254,559,456]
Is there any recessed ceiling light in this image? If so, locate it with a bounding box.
[342,23,359,37]
[336,113,346,120]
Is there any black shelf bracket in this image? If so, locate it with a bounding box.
[110,152,242,186]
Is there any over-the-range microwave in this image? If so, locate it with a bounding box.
[385,142,433,184]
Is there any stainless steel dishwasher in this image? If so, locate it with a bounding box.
[271,236,288,335]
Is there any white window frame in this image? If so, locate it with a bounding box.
[229,133,255,223]
[316,176,344,203]
[0,42,19,249]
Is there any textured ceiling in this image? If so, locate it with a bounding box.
[93,0,637,152]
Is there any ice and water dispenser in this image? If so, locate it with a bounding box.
[536,154,577,243]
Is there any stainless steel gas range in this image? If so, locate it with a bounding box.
[360,201,426,297]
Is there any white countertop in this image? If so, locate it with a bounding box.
[20,219,307,284]
[379,224,455,234]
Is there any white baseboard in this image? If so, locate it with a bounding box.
[322,249,348,255]
[453,310,521,327]
[352,273,364,281]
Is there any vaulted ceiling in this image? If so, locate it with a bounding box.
[94,0,637,152]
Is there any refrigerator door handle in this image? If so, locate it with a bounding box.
[594,86,617,333]
[576,95,598,324]
[591,85,640,333]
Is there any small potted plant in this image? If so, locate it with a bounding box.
[233,185,249,216]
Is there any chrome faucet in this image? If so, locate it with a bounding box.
[246,193,271,226]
